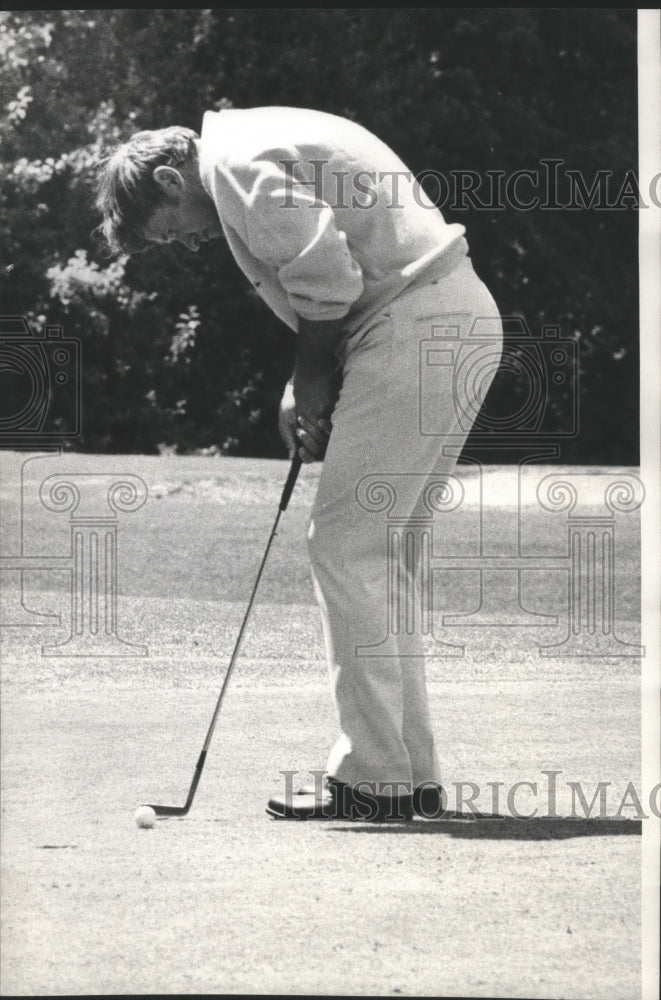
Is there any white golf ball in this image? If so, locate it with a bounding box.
[134,805,156,829]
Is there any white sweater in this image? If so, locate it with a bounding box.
[198,106,467,334]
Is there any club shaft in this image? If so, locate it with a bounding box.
[200,506,284,754]
[146,456,302,816]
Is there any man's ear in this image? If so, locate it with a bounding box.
[152,165,184,195]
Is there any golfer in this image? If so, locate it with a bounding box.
[97,106,503,821]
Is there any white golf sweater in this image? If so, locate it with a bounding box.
[198,106,467,335]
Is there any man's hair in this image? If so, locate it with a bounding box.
[96,126,198,254]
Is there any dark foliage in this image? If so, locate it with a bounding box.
[1,10,638,461]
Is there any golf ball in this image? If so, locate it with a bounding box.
[134,805,156,829]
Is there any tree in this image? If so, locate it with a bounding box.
[1,9,639,461]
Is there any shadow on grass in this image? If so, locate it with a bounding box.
[325,814,642,840]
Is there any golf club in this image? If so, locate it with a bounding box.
[142,454,302,817]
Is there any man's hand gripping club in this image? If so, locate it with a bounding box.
[278,317,344,464]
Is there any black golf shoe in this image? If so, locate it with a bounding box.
[266,776,425,822]
[412,781,446,819]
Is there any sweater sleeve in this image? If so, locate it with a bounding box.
[218,155,364,321]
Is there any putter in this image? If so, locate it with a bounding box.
[142,455,302,817]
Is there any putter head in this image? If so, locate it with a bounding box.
[144,803,191,817]
[142,750,205,818]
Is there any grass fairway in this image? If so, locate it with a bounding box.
[0,453,643,997]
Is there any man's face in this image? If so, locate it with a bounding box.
[142,162,222,252]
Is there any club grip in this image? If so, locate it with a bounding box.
[279,455,302,511]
